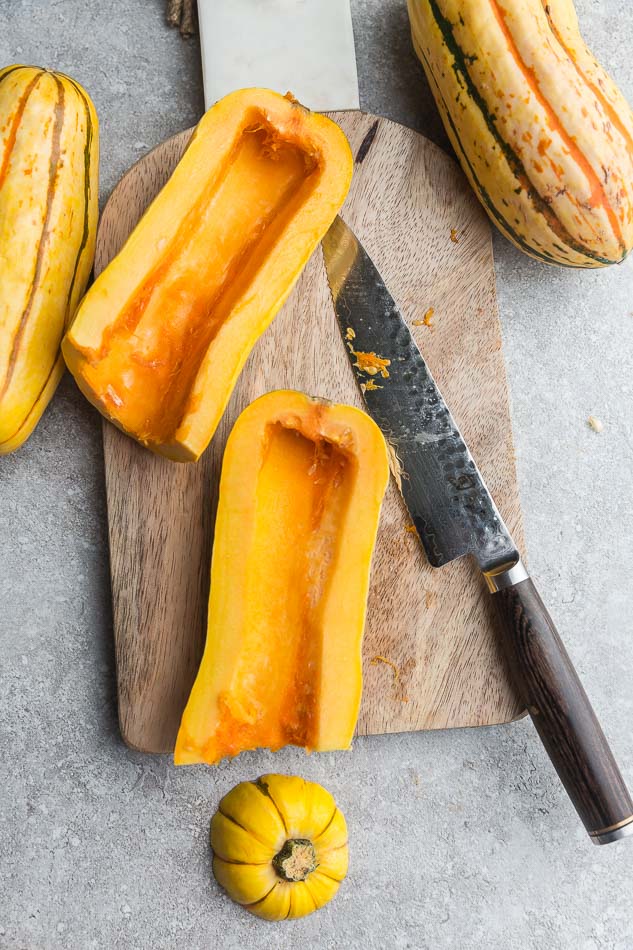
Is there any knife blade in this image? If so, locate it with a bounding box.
[197,0,359,112]
[322,215,633,846]
[322,217,518,574]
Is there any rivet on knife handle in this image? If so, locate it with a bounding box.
[321,216,633,845]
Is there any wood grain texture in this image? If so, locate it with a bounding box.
[495,579,633,836]
[95,112,525,753]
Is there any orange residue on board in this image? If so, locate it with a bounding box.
[450,228,459,243]
[344,327,355,341]
[361,379,382,393]
[351,349,391,378]
[412,307,435,329]
[371,655,409,703]
[404,524,417,534]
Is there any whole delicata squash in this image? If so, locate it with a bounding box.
[0,66,98,453]
[63,89,353,461]
[175,391,389,765]
[407,0,633,267]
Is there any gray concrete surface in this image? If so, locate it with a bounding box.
[1,1,632,947]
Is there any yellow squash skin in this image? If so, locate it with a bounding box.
[62,89,353,461]
[407,0,633,267]
[175,391,389,765]
[211,774,349,920]
[0,65,98,453]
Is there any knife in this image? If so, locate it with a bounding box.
[322,215,633,846]
[197,0,359,112]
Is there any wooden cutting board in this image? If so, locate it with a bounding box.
[95,111,525,754]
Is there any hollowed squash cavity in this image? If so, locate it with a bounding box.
[62,90,353,460]
[174,391,390,765]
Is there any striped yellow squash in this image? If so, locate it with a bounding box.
[0,65,98,454]
[407,0,633,267]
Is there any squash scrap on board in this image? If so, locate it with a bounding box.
[175,391,390,765]
[0,65,98,454]
[407,0,633,267]
[211,774,348,920]
[62,89,353,461]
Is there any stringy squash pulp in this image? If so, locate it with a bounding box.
[175,391,390,765]
[63,89,353,460]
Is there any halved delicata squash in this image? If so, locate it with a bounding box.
[0,65,98,454]
[175,391,390,765]
[62,89,353,461]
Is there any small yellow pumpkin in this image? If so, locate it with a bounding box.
[211,774,348,920]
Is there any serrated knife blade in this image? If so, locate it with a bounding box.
[322,215,633,846]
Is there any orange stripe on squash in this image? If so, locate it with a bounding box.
[0,69,43,191]
[406,0,633,267]
[490,0,624,250]
[0,77,66,404]
[0,66,99,454]
[540,0,633,162]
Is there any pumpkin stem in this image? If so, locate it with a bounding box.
[272,838,318,882]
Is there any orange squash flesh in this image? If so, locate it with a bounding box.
[175,391,390,765]
[62,90,353,461]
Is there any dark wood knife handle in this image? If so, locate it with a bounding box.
[493,575,633,843]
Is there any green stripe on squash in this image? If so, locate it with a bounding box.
[408,0,633,267]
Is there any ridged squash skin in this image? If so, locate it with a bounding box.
[62,89,353,461]
[0,65,98,453]
[211,775,349,920]
[408,0,633,267]
[175,391,389,766]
